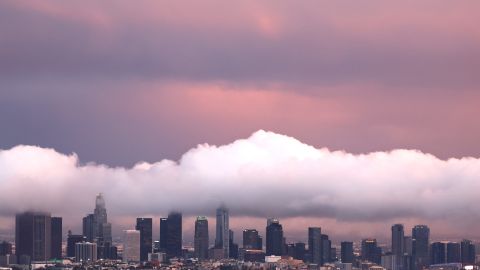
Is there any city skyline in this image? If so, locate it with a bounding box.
[1,0,480,255]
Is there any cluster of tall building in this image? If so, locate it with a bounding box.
[2,195,479,269]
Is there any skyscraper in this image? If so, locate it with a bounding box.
[166,212,182,258]
[123,230,140,262]
[321,234,331,264]
[215,204,229,258]
[194,216,209,260]
[460,239,475,265]
[266,218,283,256]
[159,218,168,252]
[243,229,262,250]
[82,193,112,247]
[75,242,97,262]
[362,238,381,264]
[82,214,96,242]
[430,242,446,265]
[392,224,404,257]
[294,242,307,261]
[308,227,322,264]
[51,217,62,259]
[341,241,354,263]
[16,211,52,262]
[446,242,460,263]
[229,229,239,259]
[412,225,430,270]
[67,231,86,258]
[136,218,152,262]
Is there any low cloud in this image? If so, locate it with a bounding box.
[1,130,479,239]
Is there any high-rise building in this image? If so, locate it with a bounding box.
[229,230,239,259]
[82,214,96,242]
[0,241,12,256]
[159,218,168,252]
[361,238,381,264]
[67,231,86,258]
[430,242,446,265]
[135,218,152,262]
[460,239,475,265]
[446,242,460,263]
[294,242,306,261]
[321,234,332,264]
[266,218,283,256]
[123,230,140,262]
[51,217,62,259]
[341,241,354,263]
[412,225,430,270]
[166,212,182,258]
[194,216,209,260]
[308,227,322,264]
[392,224,404,257]
[215,204,229,258]
[404,236,413,256]
[15,211,52,262]
[243,229,262,250]
[82,193,112,249]
[75,242,97,262]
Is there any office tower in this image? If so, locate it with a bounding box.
[412,225,430,270]
[460,239,475,265]
[135,218,152,262]
[83,194,112,247]
[16,211,52,262]
[446,242,461,263]
[194,216,209,260]
[266,218,284,256]
[215,204,229,258]
[51,217,62,259]
[153,240,160,253]
[308,227,322,264]
[341,241,354,263]
[159,218,168,252]
[82,214,96,242]
[362,238,381,264]
[430,242,446,265]
[229,230,239,259]
[404,236,413,256]
[294,242,306,261]
[243,229,262,250]
[321,234,332,264]
[0,241,12,255]
[75,242,97,262]
[392,224,404,257]
[67,232,86,258]
[166,212,182,258]
[123,230,140,262]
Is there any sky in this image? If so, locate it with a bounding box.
[0,1,480,243]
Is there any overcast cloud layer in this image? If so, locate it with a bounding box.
[1,130,480,241]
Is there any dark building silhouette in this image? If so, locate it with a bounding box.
[82,214,96,242]
[159,218,168,252]
[308,227,322,264]
[243,229,262,250]
[51,217,62,259]
[136,218,152,262]
[361,238,381,264]
[215,205,229,258]
[16,211,52,262]
[0,241,12,255]
[194,216,209,260]
[392,224,405,257]
[430,242,446,265]
[446,242,461,263]
[321,234,331,264]
[229,230,238,259]
[341,241,354,263]
[294,242,306,261]
[266,219,284,256]
[163,212,182,258]
[67,232,86,258]
[460,239,475,265]
[412,225,430,270]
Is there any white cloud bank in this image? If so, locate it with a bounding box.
[1,130,480,238]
